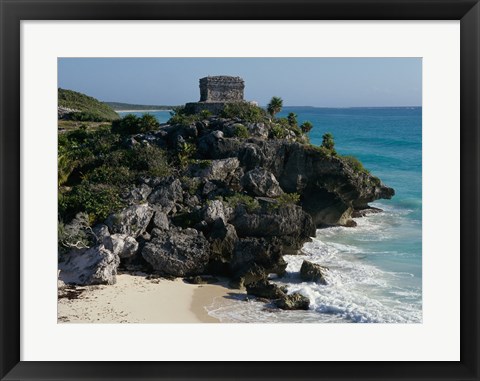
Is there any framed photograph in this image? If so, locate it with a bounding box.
[1,0,479,380]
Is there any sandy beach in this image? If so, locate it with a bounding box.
[58,273,238,323]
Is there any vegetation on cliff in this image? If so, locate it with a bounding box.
[58,96,394,310]
[58,88,120,121]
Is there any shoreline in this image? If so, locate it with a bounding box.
[58,273,235,323]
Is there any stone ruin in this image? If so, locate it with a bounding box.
[185,76,246,114]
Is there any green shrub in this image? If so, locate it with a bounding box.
[232,124,249,138]
[271,124,287,139]
[130,145,171,177]
[287,124,302,137]
[200,110,212,119]
[139,113,160,132]
[83,165,133,186]
[59,183,125,224]
[341,155,370,174]
[221,102,267,123]
[307,145,334,158]
[277,192,301,205]
[268,192,301,210]
[58,125,121,185]
[189,159,212,169]
[69,112,108,122]
[168,106,200,125]
[181,176,201,196]
[225,193,260,213]
[177,142,197,168]
[111,114,160,135]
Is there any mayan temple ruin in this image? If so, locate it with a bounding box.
[185,76,246,114]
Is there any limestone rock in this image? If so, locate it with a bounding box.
[230,204,315,254]
[92,223,113,250]
[127,183,152,203]
[110,234,139,259]
[105,204,154,238]
[202,200,233,224]
[300,260,328,285]
[246,280,287,299]
[247,123,268,139]
[231,237,286,283]
[147,179,183,214]
[59,244,120,285]
[242,168,284,197]
[152,211,170,230]
[275,292,310,310]
[194,158,240,181]
[142,228,210,276]
[208,220,238,274]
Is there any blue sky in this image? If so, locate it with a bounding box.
[58,58,421,107]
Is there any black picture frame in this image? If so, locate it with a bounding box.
[1,0,479,380]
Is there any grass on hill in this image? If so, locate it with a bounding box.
[58,88,120,121]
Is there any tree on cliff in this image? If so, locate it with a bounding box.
[267,96,283,118]
[287,112,298,126]
[322,132,335,151]
[300,121,313,134]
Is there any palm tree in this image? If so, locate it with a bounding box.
[300,121,313,134]
[267,96,283,118]
[140,113,159,132]
[287,112,298,126]
[322,132,335,151]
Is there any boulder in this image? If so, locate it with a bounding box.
[202,180,217,196]
[142,228,210,276]
[247,123,268,139]
[230,204,315,253]
[231,204,314,238]
[147,178,183,214]
[230,237,286,283]
[197,131,243,159]
[92,223,113,250]
[208,220,238,274]
[194,158,240,181]
[126,183,152,203]
[152,211,169,230]
[105,204,154,238]
[352,206,383,218]
[202,199,233,224]
[242,168,284,197]
[58,244,120,285]
[246,280,287,299]
[300,260,328,285]
[345,219,357,227]
[110,234,139,259]
[275,292,310,310]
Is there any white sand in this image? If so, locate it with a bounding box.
[58,273,234,323]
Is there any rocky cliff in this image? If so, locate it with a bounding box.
[59,111,394,308]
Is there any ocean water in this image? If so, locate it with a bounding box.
[118,110,172,123]
[121,107,422,323]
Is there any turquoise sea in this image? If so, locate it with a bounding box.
[119,107,422,323]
